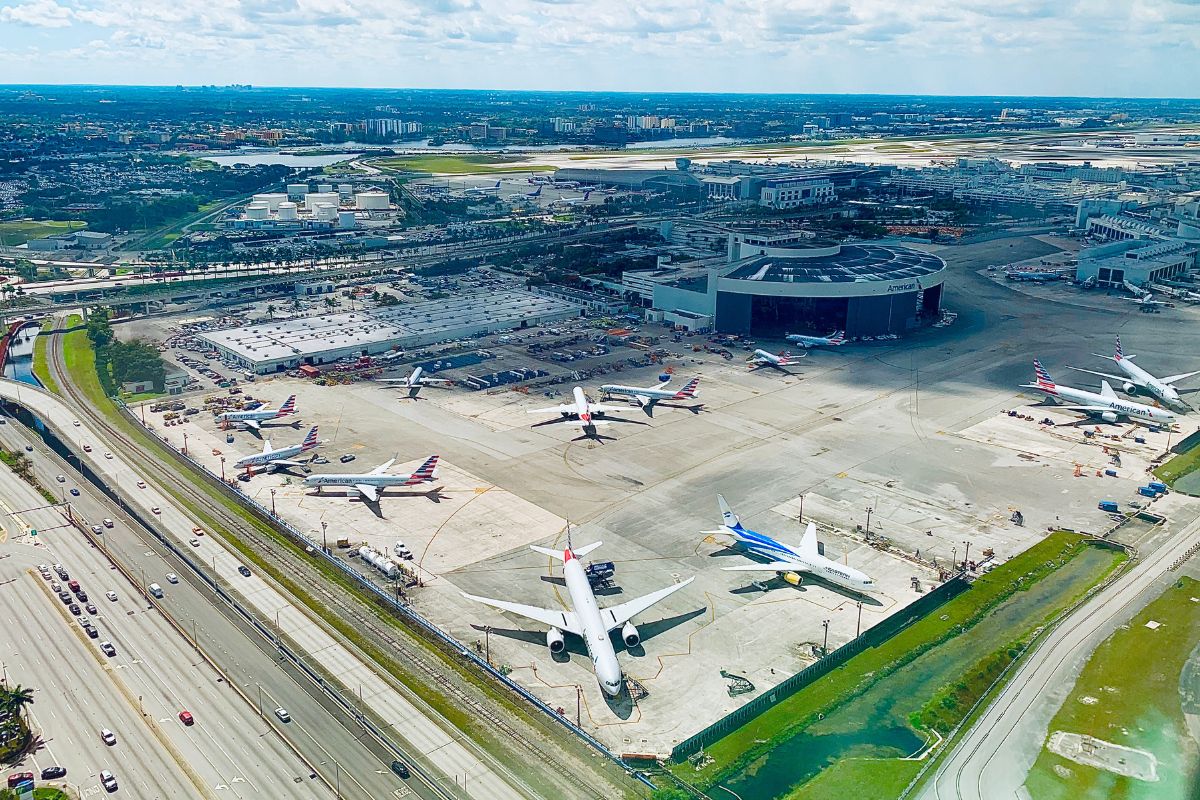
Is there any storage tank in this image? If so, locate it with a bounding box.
[286,183,308,200]
[277,201,298,221]
[337,183,353,197]
[251,192,287,212]
[338,210,357,229]
[354,191,390,210]
[305,191,340,211]
[315,203,337,222]
[317,183,334,194]
[358,546,373,561]
[244,202,270,221]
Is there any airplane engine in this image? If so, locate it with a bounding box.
[1101,411,1118,424]
[780,571,804,586]
[621,622,640,648]
[546,627,565,654]
[1123,382,1139,396]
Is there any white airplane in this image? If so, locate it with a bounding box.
[1022,359,1176,426]
[215,395,298,430]
[234,426,320,474]
[303,455,439,502]
[748,349,804,371]
[464,180,501,195]
[1123,279,1170,308]
[599,377,700,414]
[551,191,592,207]
[785,330,847,348]
[377,366,454,398]
[461,540,694,697]
[1068,336,1200,412]
[708,495,878,594]
[527,386,626,436]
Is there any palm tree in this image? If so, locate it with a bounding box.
[0,684,33,717]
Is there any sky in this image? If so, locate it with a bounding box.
[0,0,1197,98]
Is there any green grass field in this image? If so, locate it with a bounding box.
[370,154,556,174]
[0,219,86,246]
[1024,576,1200,800]
[32,319,59,395]
[61,314,109,407]
[1153,443,1200,492]
[673,533,1129,800]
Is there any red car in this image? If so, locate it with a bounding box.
[7,772,34,789]
[178,710,194,726]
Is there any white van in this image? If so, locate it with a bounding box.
[148,583,163,599]
[102,518,114,528]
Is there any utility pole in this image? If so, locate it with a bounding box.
[321,520,328,553]
[963,540,971,571]
[856,601,863,637]
[798,494,804,523]
[821,619,830,656]
[270,488,276,517]
[864,506,873,539]
[576,685,582,727]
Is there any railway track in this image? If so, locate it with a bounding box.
[45,324,616,800]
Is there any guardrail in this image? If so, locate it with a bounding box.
[115,401,656,791]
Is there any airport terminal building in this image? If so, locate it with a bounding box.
[642,228,947,337]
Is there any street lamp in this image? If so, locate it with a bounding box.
[270,488,276,517]
[182,431,188,456]
[484,626,491,665]
[856,601,863,638]
[821,619,830,656]
[220,456,225,481]
[962,540,971,571]
[798,494,804,523]
[864,506,873,539]
[321,521,328,553]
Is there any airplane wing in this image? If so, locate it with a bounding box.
[354,483,380,502]
[1054,405,1109,413]
[244,419,261,430]
[588,404,627,415]
[421,378,454,386]
[723,561,805,573]
[370,458,397,475]
[1161,370,1200,385]
[526,404,577,415]
[269,459,308,468]
[600,577,694,631]
[633,394,654,408]
[1066,366,1126,384]
[461,593,582,636]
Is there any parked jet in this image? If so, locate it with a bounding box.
[1123,280,1171,309]
[234,426,320,474]
[527,386,626,436]
[748,349,804,371]
[378,366,453,398]
[524,185,543,198]
[1068,336,1200,412]
[462,540,694,697]
[599,377,700,414]
[464,180,501,194]
[785,330,846,348]
[215,395,297,430]
[708,495,877,595]
[1023,360,1176,425]
[303,455,439,502]
[551,191,592,207]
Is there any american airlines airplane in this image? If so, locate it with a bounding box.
[527,386,626,436]
[234,426,320,474]
[708,495,878,595]
[1068,336,1200,412]
[462,540,694,697]
[785,330,846,348]
[464,180,502,194]
[303,455,439,502]
[215,395,297,430]
[599,377,700,414]
[377,366,454,399]
[1023,359,1176,426]
[551,191,591,207]
[748,349,804,371]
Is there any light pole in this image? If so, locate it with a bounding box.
[962,540,971,570]
[220,456,225,481]
[321,520,328,553]
[821,619,830,656]
[182,431,188,456]
[270,488,276,517]
[798,494,804,523]
[575,685,582,727]
[952,546,957,571]
[856,601,863,637]
[484,626,491,665]
[864,506,873,539]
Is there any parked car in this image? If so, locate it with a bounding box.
[339,454,356,463]
[40,766,66,780]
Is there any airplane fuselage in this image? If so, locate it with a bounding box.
[303,474,409,490]
[1034,383,1175,424]
[600,384,677,402]
[1116,357,1183,407]
[235,444,306,469]
[561,551,624,696]
[723,524,875,594]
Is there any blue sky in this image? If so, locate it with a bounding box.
[0,0,1197,97]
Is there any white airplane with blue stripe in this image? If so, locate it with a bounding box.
[709,495,878,594]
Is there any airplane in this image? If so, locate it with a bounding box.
[233,426,320,475]
[303,455,439,502]
[461,540,694,697]
[551,191,592,207]
[785,330,846,348]
[464,180,502,195]
[526,386,626,436]
[1022,359,1176,426]
[1123,291,1170,309]
[215,395,297,430]
[748,349,804,371]
[598,377,700,414]
[379,349,407,363]
[524,185,543,198]
[377,366,454,398]
[1067,336,1200,412]
[707,495,877,594]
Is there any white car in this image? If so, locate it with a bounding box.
[189,538,200,547]
[136,480,146,489]
[100,729,116,746]
[274,707,290,722]
[166,573,179,584]
[72,419,80,427]
[100,770,118,792]
[105,590,118,602]
[104,452,113,459]
[91,525,102,534]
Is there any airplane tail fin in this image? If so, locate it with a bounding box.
[798,521,819,558]
[1033,359,1056,392]
[583,191,591,200]
[674,378,700,399]
[830,330,845,344]
[1115,335,1123,361]
[403,455,439,485]
[277,395,298,416]
[301,426,319,450]
[717,494,741,530]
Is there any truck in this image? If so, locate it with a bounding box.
[1097,500,1120,513]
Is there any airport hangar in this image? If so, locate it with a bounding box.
[198,290,583,373]
[617,228,947,337]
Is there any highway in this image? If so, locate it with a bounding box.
[0,376,548,799]
[918,516,1200,800]
[0,415,421,799]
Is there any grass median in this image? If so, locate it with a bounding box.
[671,533,1129,800]
[32,319,59,395]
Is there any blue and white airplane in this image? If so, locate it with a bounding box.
[464,180,502,195]
[785,330,846,348]
[708,495,878,594]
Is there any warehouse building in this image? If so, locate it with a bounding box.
[199,291,582,373]
[1076,240,1198,289]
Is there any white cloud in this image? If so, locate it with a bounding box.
[0,0,74,27]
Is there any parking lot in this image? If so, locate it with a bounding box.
[126,235,1200,757]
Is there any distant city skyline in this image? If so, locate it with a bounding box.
[0,0,1196,99]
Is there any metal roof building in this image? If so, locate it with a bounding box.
[199,290,582,373]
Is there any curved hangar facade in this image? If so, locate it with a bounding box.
[655,240,947,338]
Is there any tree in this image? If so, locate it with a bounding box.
[266,304,276,318]
[1,684,34,717]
